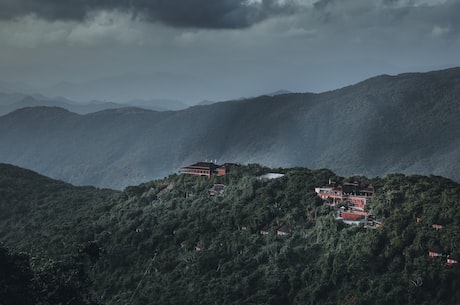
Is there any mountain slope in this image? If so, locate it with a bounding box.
[0,67,459,189]
[0,163,119,256]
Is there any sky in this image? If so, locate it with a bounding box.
[0,0,459,103]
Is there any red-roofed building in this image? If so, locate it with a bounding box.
[315,181,374,206]
[341,210,368,221]
[179,162,238,178]
[348,196,368,210]
[316,180,375,226]
[179,162,219,178]
[217,167,227,176]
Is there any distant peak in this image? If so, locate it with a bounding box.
[89,106,154,115]
[267,90,292,96]
[9,106,75,117]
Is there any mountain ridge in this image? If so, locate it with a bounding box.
[0,67,459,189]
[0,91,191,116]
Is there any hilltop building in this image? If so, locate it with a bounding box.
[179,162,218,178]
[179,162,238,178]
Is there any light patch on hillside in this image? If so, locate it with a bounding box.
[258,173,285,179]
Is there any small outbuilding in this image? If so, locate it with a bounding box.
[277,224,292,236]
[209,184,226,196]
[446,252,459,266]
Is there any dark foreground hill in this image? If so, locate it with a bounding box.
[1,67,460,189]
[0,163,119,256]
[1,163,459,305]
[0,163,119,304]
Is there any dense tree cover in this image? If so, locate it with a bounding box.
[0,163,459,305]
[0,245,99,305]
[0,163,119,257]
[0,245,35,305]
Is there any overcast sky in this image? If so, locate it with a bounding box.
[1,0,459,103]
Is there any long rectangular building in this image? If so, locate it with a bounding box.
[179,162,219,178]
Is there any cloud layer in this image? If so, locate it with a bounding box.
[0,0,310,29]
[2,0,459,33]
[1,0,459,102]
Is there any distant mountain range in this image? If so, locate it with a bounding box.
[0,92,190,115]
[0,67,459,189]
[0,72,204,103]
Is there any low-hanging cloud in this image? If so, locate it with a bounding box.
[0,0,309,29]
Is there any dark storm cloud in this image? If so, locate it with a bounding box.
[310,0,460,36]
[0,0,89,21]
[0,0,301,29]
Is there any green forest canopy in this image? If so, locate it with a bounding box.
[1,163,459,305]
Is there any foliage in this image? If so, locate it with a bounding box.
[0,245,35,305]
[0,245,98,305]
[1,163,460,305]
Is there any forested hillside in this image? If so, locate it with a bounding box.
[1,163,459,305]
[0,163,119,256]
[1,67,460,189]
[0,163,119,304]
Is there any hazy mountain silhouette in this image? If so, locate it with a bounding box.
[0,92,190,115]
[38,72,202,103]
[0,67,459,189]
[0,80,35,94]
[126,98,190,111]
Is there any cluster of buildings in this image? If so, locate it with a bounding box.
[421,219,458,266]
[315,180,375,225]
[180,165,458,266]
[179,162,239,197]
[315,180,458,266]
[428,248,458,266]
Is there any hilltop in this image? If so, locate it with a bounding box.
[1,163,459,305]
